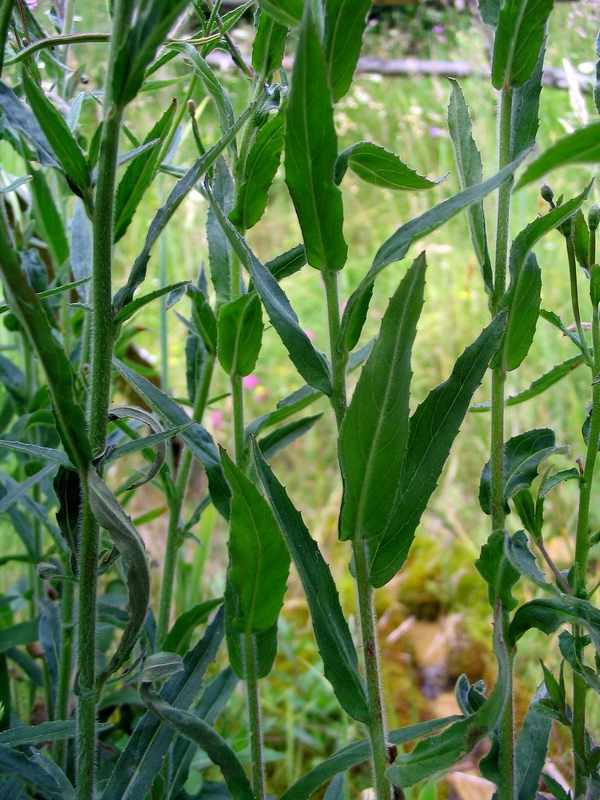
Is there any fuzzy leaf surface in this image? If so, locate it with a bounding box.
[367,312,507,587]
[335,142,440,190]
[285,8,347,271]
[515,121,600,189]
[0,80,57,166]
[339,255,425,542]
[510,596,600,650]
[448,79,492,294]
[515,687,552,800]
[253,442,369,723]
[511,38,545,159]
[491,0,554,89]
[252,11,288,77]
[0,746,74,799]
[221,448,290,633]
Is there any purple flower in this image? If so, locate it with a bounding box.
[243,374,259,390]
[432,25,444,33]
[429,126,444,138]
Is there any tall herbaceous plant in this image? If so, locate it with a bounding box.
[1,0,600,799]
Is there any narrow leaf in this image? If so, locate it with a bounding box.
[511,36,545,159]
[22,71,92,205]
[336,142,440,191]
[207,157,234,307]
[285,7,347,271]
[339,255,425,542]
[506,530,555,591]
[368,312,507,588]
[476,530,521,611]
[324,0,371,102]
[0,79,57,166]
[206,188,333,395]
[29,168,69,267]
[141,682,254,800]
[229,110,284,230]
[87,470,151,679]
[0,440,72,467]
[515,121,600,189]
[491,0,554,89]
[0,719,94,746]
[0,618,40,653]
[253,441,370,724]
[0,0,15,77]
[258,0,302,27]
[113,358,231,519]
[0,746,74,799]
[163,598,223,655]
[174,45,235,137]
[258,414,322,459]
[113,280,191,324]
[252,11,288,78]
[338,152,527,354]
[501,252,541,372]
[447,79,492,294]
[510,596,600,650]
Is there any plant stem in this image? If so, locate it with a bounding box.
[156,350,216,647]
[244,630,265,800]
[54,573,75,770]
[492,84,515,800]
[567,236,594,368]
[323,267,391,800]
[572,288,600,797]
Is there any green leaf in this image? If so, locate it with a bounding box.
[141,681,254,800]
[22,71,92,206]
[114,100,177,242]
[501,252,541,372]
[515,687,552,800]
[252,11,288,78]
[367,312,507,588]
[0,440,72,467]
[113,104,253,312]
[387,605,510,787]
[510,596,600,650]
[338,152,527,355]
[479,428,562,515]
[221,448,290,634]
[258,0,303,27]
[163,599,223,656]
[264,244,307,283]
[0,617,40,654]
[0,0,16,78]
[217,294,263,377]
[470,354,585,411]
[188,285,218,354]
[324,0,371,102]
[476,529,521,611]
[505,530,555,592]
[285,7,347,271]
[229,110,284,230]
[511,36,545,159]
[252,441,369,724]
[101,606,225,800]
[515,121,600,189]
[0,463,57,516]
[205,189,333,396]
[280,718,459,800]
[491,0,554,89]
[113,280,190,325]
[257,414,322,459]
[339,255,425,542]
[29,168,69,267]
[573,209,590,272]
[0,653,8,732]
[0,80,57,166]
[0,719,103,746]
[113,358,231,520]
[539,467,580,497]
[174,45,235,137]
[447,79,492,295]
[207,157,234,307]
[479,0,501,27]
[0,746,74,800]
[87,470,151,680]
[336,142,440,191]
[224,572,278,680]
[142,651,184,683]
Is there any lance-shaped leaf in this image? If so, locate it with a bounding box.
[163,598,223,656]
[173,45,235,139]
[105,406,169,491]
[479,428,562,516]
[258,0,302,27]
[29,168,69,268]
[114,100,177,242]
[221,448,290,634]
[0,719,107,747]
[367,311,507,588]
[0,618,40,653]
[506,529,556,592]
[387,604,510,787]
[511,36,545,159]
[229,110,284,231]
[339,255,425,542]
[491,0,554,89]
[510,596,600,650]
[22,71,92,206]
[0,0,15,77]
[0,217,92,470]
[101,607,225,800]
[515,686,552,800]
[281,717,459,800]
[207,157,234,307]
[252,11,288,78]
[113,103,253,312]
[335,142,441,190]
[285,7,347,271]
[253,441,369,724]
[500,252,541,372]
[516,120,600,189]
[113,280,190,325]
[0,746,75,799]
[258,414,322,459]
[476,530,521,611]
[0,80,57,166]
[217,294,263,378]
[338,151,527,355]
[224,572,278,680]
[448,79,492,295]
[479,0,500,27]
[113,358,231,519]
[141,680,254,800]
[324,0,371,102]
[87,469,151,680]
[206,188,333,396]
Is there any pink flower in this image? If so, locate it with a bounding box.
[304,329,315,342]
[243,374,259,390]
[211,411,223,429]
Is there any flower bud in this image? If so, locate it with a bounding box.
[540,183,554,204]
[589,204,600,232]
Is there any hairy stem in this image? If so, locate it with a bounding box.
[54,573,75,770]
[244,630,265,800]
